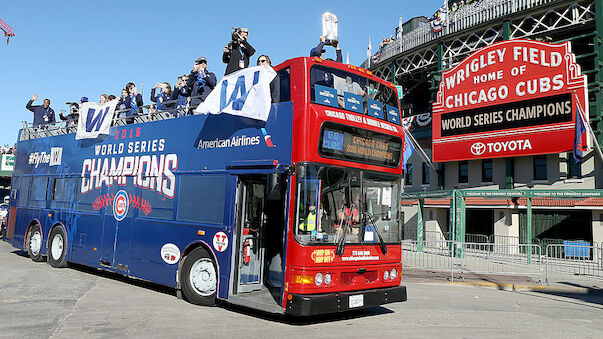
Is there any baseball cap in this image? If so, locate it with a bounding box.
[195,57,207,64]
[80,97,88,103]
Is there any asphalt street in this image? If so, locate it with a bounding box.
[0,240,602,338]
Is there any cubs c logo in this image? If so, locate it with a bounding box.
[113,190,129,221]
[471,142,486,156]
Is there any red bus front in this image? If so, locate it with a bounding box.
[281,57,407,316]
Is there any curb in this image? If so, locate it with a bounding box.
[448,281,593,294]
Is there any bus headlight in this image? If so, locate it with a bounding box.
[315,273,324,286]
[324,273,332,285]
[383,270,390,281]
[390,268,398,280]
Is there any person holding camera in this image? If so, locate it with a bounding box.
[123,82,144,124]
[223,27,256,75]
[185,57,217,113]
[310,36,342,63]
[26,94,56,126]
[151,82,178,114]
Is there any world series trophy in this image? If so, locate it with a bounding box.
[321,12,338,46]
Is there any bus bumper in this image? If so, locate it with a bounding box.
[285,285,407,316]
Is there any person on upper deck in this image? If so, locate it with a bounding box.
[26,94,55,126]
[223,27,256,75]
[123,83,143,123]
[150,82,178,114]
[185,57,217,112]
[310,36,342,63]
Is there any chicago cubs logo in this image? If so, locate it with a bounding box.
[113,190,129,221]
[471,142,486,156]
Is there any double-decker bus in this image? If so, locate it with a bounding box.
[4,57,407,316]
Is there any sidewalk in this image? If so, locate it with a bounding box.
[402,268,603,294]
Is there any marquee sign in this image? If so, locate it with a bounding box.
[432,39,588,162]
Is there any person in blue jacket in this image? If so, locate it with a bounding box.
[122,82,143,123]
[26,94,55,126]
[150,82,178,114]
[185,57,217,113]
[310,36,343,63]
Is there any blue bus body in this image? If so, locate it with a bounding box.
[6,102,293,299]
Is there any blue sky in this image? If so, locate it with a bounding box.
[0,0,442,146]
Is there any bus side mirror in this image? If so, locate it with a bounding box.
[266,173,281,200]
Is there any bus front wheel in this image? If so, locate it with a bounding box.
[180,247,217,306]
[48,226,68,268]
[27,224,44,262]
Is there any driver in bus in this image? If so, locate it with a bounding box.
[337,76,366,107]
[299,205,320,233]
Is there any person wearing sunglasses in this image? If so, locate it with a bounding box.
[257,55,272,67]
[185,57,217,114]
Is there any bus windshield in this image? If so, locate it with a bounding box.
[295,164,402,246]
[310,65,401,125]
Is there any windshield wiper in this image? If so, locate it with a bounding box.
[336,176,353,257]
[364,212,388,255]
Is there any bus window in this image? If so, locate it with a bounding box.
[75,178,97,212]
[362,172,402,243]
[51,177,77,210]
[177,175,226,224]
[29,177,49,208]
[310,65,401,124]
[141,187,174,220]
[17,177,29,207]
[296,164,401,245]
[270,67,291,103]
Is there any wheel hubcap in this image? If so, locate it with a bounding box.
[51,233,64,260]
[30,231,41,256]
[189,259,216,296]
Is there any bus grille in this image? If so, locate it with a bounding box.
[340,270,378,285]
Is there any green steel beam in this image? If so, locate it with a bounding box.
[401,189,603,199]
[502,19,511,40]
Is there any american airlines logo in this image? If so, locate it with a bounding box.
[471,139,533,155]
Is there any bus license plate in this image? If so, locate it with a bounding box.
[349,294,364,308]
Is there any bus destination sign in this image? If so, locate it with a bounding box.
[320,122,402,167]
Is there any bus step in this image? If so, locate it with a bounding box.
[116,264,128,271]
[100,260,111,267]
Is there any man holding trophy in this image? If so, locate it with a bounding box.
[310,12,342,63]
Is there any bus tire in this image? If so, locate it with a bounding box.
[27,224,44,262]
[180,247,217,306]
[48,226,68,268]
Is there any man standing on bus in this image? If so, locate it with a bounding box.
[223,28,255,75]
[185,57,217,112]
[26,94,56,126]
[310,36,343,63]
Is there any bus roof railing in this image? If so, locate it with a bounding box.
[19,95,203,141]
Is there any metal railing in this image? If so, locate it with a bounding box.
[402,240,544,282]
[362,0,556,68]
[20,95,203,141]
[402,239,603,283]
[544,243,603,282]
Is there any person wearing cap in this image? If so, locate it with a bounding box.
[223,27,256,75]
[26,94,56,126]
[185,57,217,112]
[150,82,178,114]
[310,36,343,63]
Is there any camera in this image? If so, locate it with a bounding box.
[231,27,243,42]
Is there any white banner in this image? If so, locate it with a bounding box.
[195,66,276,121]
[75,100,119,140]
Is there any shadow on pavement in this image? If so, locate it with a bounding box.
[222,302,394,325]
[529,283,603,306]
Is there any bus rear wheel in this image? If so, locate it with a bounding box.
[27,224,44,262]
[181,247,217,306]
[48,227,68,268]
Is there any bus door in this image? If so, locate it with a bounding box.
[100,186,134,271]
[234,175,267,293]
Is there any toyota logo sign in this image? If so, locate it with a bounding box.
[471,142,486,156]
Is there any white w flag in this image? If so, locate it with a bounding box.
[195,66,277,121]
[75,100,118,140]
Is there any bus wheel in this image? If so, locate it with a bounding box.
[181,248,217,306]
[27,224,44,262]
[48,227,68,268]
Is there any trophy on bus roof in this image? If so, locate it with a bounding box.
[321,12,338,46]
